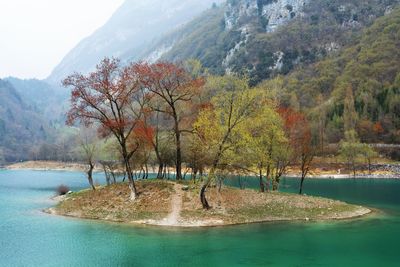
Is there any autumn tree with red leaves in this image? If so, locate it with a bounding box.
[296,123,314,195]
[128,117,155,179]
[279,108,314,194]
[140,107,169,179]
[135,62,205,180]
[63,58,150,200]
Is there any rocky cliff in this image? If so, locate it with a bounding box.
[225,0,308,32]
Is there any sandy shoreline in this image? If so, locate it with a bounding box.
[6,161,399,179]
[6,161,101,172]
[288,174,400,179]
[44,207,373,228]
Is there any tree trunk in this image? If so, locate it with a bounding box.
[126,161,137,200]
[200,167,218,209]
[163,165,167,179]
[299,175,305,195]
[175,131,182,180]
[217,177,222,193]
[157,163,164,179]
[141,167,146,179]
[272,176,279,191]
[173,110,183,180]
[259,169,265,193]
[183,168,189,180]
[200,184,210,209]
[272,181,278,191]
[238,176,244,190]
[368,159,371,175]
[266,164,271,192]
[192,168,198,183]
[87,163,95,191]
[121,145,137,201]
[111,171,116,184]
[128,181,137,200]
[103,165,111,186]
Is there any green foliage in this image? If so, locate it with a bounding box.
[360,143,378,161]
[280,8,400,144]
[339,131,363,173]
[194,76,289,193]
[339,130,378,175]
[153,0,400,145]
[343,87,358,133]
[239,90,287,173]
[194,76,284,171]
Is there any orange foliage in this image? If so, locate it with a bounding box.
[277,107,312,152]
[133,120,155,148]
[373,122,384,134]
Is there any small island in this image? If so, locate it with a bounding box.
[48,180,371,227]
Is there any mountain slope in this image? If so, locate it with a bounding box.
[0,79,53,162]
[147,0,398,84]
[140,0,400,146]
[47,0,224,85]
[272,7,400,143]
[5,77,69,121]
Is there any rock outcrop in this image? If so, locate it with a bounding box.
[225,0,308,32]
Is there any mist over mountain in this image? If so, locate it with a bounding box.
[4,77,69,121]
[0,79,54,162]
[47,0,224,85]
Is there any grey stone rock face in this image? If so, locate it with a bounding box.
[225,0,308,32]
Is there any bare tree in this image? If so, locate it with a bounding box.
[136,62,204,180]
[64,58,150,200]
[79,127,97,191]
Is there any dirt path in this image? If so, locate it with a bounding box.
[158,183,183,226]
[139,183,224,227]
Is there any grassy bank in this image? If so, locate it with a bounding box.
[50,180,371,227]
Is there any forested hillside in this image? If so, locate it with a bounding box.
[270,9,400,144]
[144,0,400,146]
[150,0,398,80]
[0,80,53,162]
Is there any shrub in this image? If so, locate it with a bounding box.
[57,185,70,196]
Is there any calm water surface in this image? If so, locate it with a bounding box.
[0,170,399,267]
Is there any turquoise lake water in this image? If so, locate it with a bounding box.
[0,170,399,266]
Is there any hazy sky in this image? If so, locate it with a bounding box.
[0,0,124,79]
